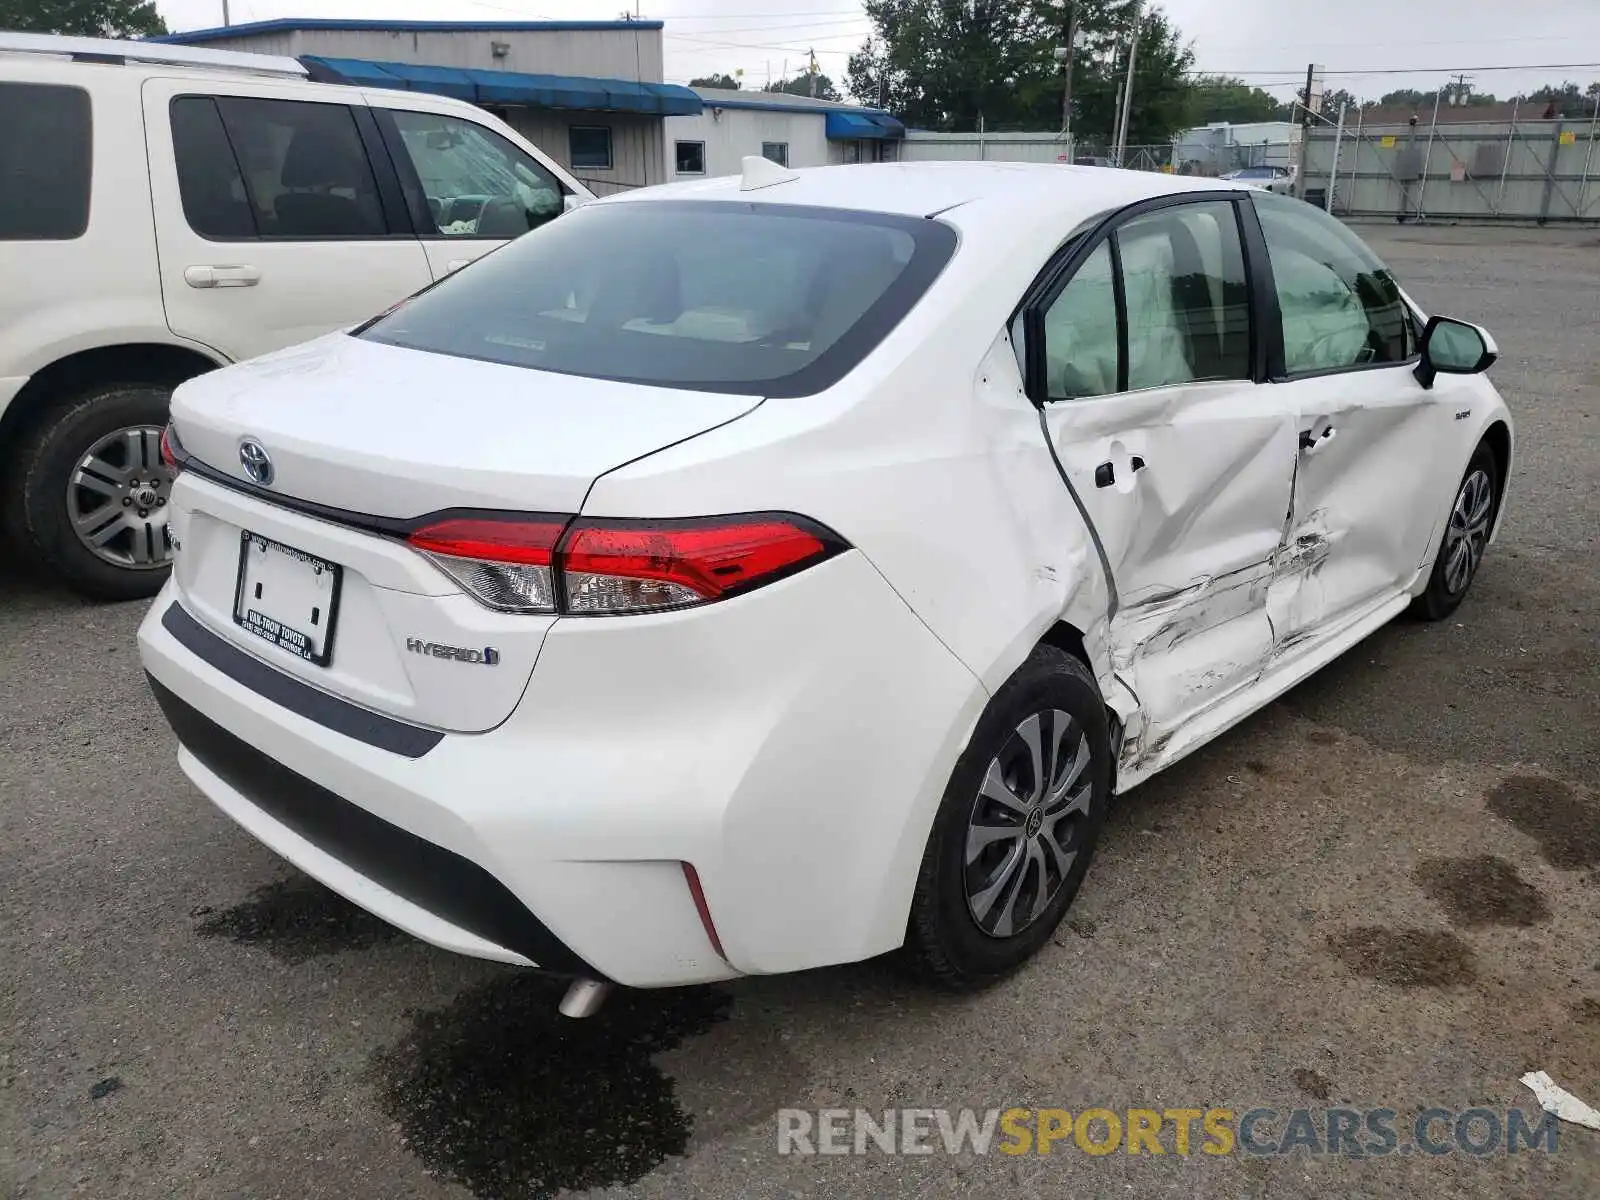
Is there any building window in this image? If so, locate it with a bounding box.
[569,126,613,171]
[761,141,789,168]
[675,140,706,175]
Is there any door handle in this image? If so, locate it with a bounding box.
[445,258,471,273]
[1299,423,1336,452]
[1094,456,1146,489]
[184,265,261,289]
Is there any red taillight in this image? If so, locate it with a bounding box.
[406,517,567,613]
[159,424,182,474]
[561,516,832,614]
[405,512,843,616]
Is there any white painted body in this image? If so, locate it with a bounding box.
[0,35,589,430]
[140,161,1514,988]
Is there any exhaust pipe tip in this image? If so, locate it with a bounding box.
[559,978,611,1019]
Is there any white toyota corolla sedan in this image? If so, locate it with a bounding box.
[140,159,1512,1015]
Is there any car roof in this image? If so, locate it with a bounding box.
[607,160,1244,233]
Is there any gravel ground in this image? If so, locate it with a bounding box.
[3,225,1597,1200]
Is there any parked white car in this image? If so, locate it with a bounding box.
[1220,163,1298,195]
[0,34,588,599]
[139,159,1512,1015]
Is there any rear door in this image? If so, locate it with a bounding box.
[1249,191,1455,646]
[366,95,583,280]
[142,76,433,362]
[1027,195,1300,746]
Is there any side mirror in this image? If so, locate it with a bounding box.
[1415,315,1498,390]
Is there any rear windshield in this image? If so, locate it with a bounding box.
[359,200,957,397]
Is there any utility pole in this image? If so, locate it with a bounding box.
[808,48,818,98]
[221,0,230,25]
[1113,2,1144,165]
[1057,2,1080,141]
[1294,62,1322,200]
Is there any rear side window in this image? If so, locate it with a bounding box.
[360,200,957,397]
[172,97,387,239]
[170,97,256,239]
[0,83,91,240]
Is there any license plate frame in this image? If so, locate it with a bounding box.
[232,531,343,666]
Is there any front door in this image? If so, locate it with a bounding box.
[1249,192,1456,645]
[1032,198,1300,752]
[143,78,433,362]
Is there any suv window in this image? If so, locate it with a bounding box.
[1035,200,1252,399]
[0,83,91,240]
[388,111,565,238]
[175,97,387,239]
[360,201,957,397]
[1253,190,1410,374]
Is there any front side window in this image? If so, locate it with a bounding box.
[212,97,386,238]
[1254,190,1410,375]
[1036,199,1252,400]
[569,126,613,170]
[360,201,956,397]
[0,83,91,240]
[390,110,565,238]
[762,142,790,167]
[675,140,706,175]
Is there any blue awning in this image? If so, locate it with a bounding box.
[825,110,906,141]
[301,56,702,116]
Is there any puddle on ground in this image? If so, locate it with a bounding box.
[1414,855,1551,927]
[1486,775,1600,870]
[1326,927,1477,987]
[374,973,730,1199]
[194,876,403,963]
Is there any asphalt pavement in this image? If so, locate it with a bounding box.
[3,225,1597,1199]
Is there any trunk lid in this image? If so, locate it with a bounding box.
[170,333,762,518]
[166,334,762,733]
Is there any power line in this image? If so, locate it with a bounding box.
[1200,62,1600,78]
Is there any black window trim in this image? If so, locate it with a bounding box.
[568,124,614,171]
[0,81,93,242]
[358,199,961,400]
[1244,192,1421,384]
[674,139,707,175]
[170,93,415,243]
[373,107,571,244]
[1016,189,1267,406]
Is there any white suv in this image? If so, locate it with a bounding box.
[0,33,589,599]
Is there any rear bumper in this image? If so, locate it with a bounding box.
[139,549,987,987]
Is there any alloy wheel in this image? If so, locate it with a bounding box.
[964,709,1094,938]
[1443,467,1493,596]
[64,425,174,570]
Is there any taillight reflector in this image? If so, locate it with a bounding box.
[159,424,182,473]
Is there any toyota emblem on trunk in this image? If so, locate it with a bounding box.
[238,439,274,486]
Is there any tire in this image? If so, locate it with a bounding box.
[1409,442,1499,622]
[10,384,176,602]
[902,645,1113,989]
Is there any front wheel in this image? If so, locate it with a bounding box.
[1410,443,1499,622]
[11,384,176,601]
[902,646,1112,989]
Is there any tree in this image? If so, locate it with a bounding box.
[1378,88,1431,109]
[766,73,842,102]
[1188,75,1282,125]
[0,0,167,37]
[688,74,741,90]
[846,0,1196,143]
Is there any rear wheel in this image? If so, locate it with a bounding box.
[1410,443,1499,621]
[903,646,1112,989]
[10,384,176,601]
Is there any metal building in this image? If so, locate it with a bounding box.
[666,88,904,180]
[153,18,700,194]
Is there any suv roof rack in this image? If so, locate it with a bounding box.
[0,32,307,78]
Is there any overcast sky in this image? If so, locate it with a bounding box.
[157,0,1600,100]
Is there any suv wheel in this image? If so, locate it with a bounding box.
[902,646,1112,989]
[12,384,176,601]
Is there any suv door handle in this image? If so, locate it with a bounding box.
[1094,456,1146,488]
[184,265,261,289]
